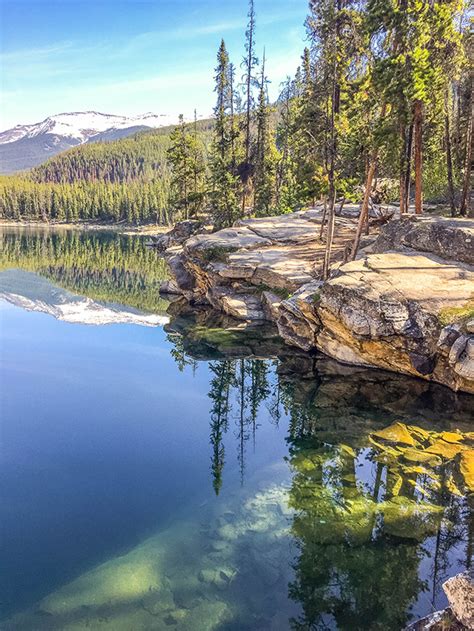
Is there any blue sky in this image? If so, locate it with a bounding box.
[0,0,308,129]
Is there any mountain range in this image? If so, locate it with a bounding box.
[0,111,181,174]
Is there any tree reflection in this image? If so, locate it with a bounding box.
[0,227,169,313]
[207,358,272,491]
[285,423,472,630]
[165,321,473,629]
[208,360,236,494]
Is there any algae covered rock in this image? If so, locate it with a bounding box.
[459,450,474,493]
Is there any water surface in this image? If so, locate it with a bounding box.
[0,227,472,630]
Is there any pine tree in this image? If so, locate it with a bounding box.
[275,76,301,213]
[208,40,241,228]
[307,0,365,278]
[167,114,205,219]
[240,0,258,213]
[253,52,278,216]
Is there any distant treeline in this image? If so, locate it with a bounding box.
[0,177,172,224]
[0,122,213,225]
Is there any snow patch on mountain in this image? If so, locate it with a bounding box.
[0,111,181,145]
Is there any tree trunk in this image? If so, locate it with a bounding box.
[404,120,413,213]
[322,189,336,279]
[414,100,423,214]
[351,157,376,260]
[351,103,386,259]
[322,80,339,279]
[319,196,328,240]
[445,104,457,216]
[460,76,473,217]
[322,0,341,279]
[399,122,408,214]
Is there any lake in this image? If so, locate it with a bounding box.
[0,226,472,630]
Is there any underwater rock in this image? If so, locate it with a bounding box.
[163,608,189,625]
[443,571,474,629]
[404,608,465,630]
[459,450,474,493]
[371,422,418,446]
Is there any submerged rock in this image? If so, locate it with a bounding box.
[404,608,466,630]
[443,571,474,629]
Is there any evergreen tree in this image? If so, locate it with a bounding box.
[167,114,205,219]
[253,52,278,216]
[240,0,259,213]
[208,40,241,228]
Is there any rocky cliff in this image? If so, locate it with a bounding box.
[157,211,474,394]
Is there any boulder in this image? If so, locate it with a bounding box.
[277,281,322,351]
[208,286,268,321]
[373,216,474,264]
[159,279,181,295]
[443,571,474,629]
[151,219,205,251]
[166,248,197,295]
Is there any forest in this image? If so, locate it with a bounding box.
[0,0,471,227]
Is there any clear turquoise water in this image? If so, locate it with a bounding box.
[0,227,472,630]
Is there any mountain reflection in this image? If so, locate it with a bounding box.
[0,226,170,314]
[166,309,473,629]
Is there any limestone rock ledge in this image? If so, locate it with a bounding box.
[317,251,474,393]
[159,212,474,393]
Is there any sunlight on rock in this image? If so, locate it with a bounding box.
[372,422,418,446]
[459,450,474,493]
[368,422,474,496]
[41,557,162,615]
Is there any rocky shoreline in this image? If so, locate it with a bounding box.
[155,209,474,394]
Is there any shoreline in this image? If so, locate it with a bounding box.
[0,219,169,236]
[157,211,474,394]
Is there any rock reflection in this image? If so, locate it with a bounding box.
[166,308,473,629]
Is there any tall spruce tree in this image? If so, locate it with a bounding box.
[208,40,241,228]
[307,0,365,278]
[167,114,205,219]
[240,0,258,213]
[253,52,278,216]
[275,76,301,213]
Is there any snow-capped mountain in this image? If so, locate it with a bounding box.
[0,111,179,145]
[0,110,181,173]
[0,269,170,327]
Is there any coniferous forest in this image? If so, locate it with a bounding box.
[0,0,471,226]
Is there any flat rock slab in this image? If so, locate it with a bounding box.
[213,246,317,291]
[328,251,474,318]
[185,227,271,256]
[237,213,322,245]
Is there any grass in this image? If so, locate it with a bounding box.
[251,284,292,300]
[438,298,474,326]
[199,246,232,263]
